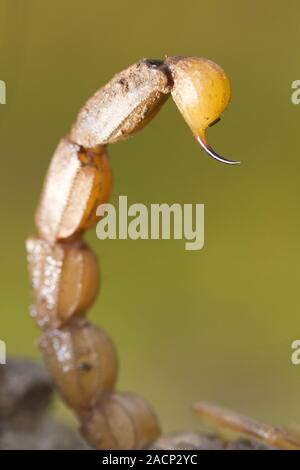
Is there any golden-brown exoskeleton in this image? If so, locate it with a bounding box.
[27,55,239,452]
[194,402,300,450]
[36,139,112,243]
[70,59,172,148]
[166,57,231,135]
[39,321,118,414]
[70,56,238,164]
[81,392,160,450]
[166,56,238,164]
[26,237,99,329]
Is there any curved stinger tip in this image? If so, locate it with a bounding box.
[196,134,241,165]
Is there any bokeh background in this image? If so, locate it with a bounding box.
[1,0,300,434]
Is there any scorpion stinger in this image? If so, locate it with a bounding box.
[165,56,240,165]
[196,132,240,165]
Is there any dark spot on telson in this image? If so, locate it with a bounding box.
[79,362,92,371]
[209,117,221,127]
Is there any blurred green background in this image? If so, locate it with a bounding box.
[1,0,300,434]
